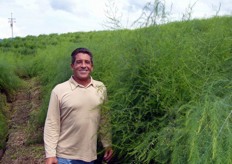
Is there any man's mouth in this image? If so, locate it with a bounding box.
[79,69,89,73]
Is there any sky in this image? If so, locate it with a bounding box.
[0,0,231,39]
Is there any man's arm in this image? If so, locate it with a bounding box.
[44,90,61,158]
[45,157,58,164]
[99,89,113,162]
[98,84,113,162]
[99,106,113,162]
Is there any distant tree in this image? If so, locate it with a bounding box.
[213,2,221,16]
[181,1,198,21]
[103,0,124,30]
[103,0,171,30]
[104,0,223,29]
[132,0,171,28]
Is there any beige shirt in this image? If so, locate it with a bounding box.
[44,76,111,162]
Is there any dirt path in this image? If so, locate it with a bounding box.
[0,78,44,164]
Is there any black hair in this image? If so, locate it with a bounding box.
[71,47,93,65]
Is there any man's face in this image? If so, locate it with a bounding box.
[71,53,93,82]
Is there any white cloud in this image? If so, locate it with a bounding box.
[50,0,75,13]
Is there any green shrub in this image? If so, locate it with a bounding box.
[0,61,22,98]
[0,94,9,149]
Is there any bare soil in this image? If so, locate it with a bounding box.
[0,78,45,164]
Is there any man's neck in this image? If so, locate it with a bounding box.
[73,76,91,87]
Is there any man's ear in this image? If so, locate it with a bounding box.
[70,64,74,70]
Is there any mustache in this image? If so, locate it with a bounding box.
[79,68,89,71]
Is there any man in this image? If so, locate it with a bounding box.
[44,48,113,164]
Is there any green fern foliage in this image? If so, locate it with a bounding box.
[0,16,231,163]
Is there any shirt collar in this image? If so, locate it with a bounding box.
[69,76,95,90]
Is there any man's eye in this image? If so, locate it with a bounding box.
[75,60,91,64]
[76,61,82,64]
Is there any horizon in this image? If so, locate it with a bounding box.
[0,0,231,39]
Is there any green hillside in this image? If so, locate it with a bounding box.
[0,16,232,163]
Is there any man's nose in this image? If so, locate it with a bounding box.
[81,61,87,67]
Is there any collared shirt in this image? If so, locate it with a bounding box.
[44,76,112,162]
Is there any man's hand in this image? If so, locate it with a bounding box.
[45,157,58,164]
[103,147,113,163]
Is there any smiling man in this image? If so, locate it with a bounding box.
[44,48,113,164]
